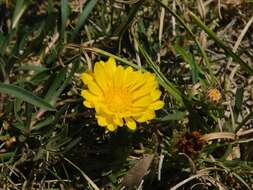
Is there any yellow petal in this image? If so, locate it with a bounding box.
[88,82,102,95]
[81,90,97,102]
[135,111,155,122]
[96,115,107,126]
[95,104,113,115]
[94,61,108,89]
[124,69,137,86]
[151,90,162,101]
[113,116,124,126]
[144,72,156,84]
[105,57,116,79]
[107,124,117,131]
[150,100,164,110]
[125,118,136,130]
[83,100,93,108]
[81,73,93,84]
[133,96,152,107]
[125,70,146,91]
[107,57,116,66]
[81,90,95,100]
[114,65,125,88]
[132,82,156,100]
[127,72,146,91]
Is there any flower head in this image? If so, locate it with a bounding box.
[81,57,164,131]
[207,88,222,103]
[176,131,205,156]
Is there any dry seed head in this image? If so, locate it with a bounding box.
[176,131,205,156]
[207,88,222,103]
[5,136,16,147]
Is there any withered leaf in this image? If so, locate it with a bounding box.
[122,154,154,189]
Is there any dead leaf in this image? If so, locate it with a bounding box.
[122,154,154,189]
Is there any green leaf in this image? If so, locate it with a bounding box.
[86,47,140,69]
[61,0,69,38]
[44,68,68,104]
[32,115,55,130]
[0,83,55,111]
[19,65,48,72]
[235,87,244,113]
[174,44,201,84]
[12,0,31,29]
[62,137,82,153]
[235,87,244,111]
[0,59,6,81]
[0,152,15,162]
[158,111,186,121]
[71,0,98,40]
[47,0,54,15]
[13,122,27,132]
[44,59,79,105]
[30,70,51,85]
[114,0,145,36]
[236,110,253,132]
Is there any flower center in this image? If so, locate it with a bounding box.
[105,88,132,113]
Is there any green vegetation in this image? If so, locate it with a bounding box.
[1,0,253,189]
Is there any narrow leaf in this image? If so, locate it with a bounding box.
[32,115,55,130]
[71,0,98,40]
[174,44,200,84]
[0,83,55,111]
[44,60,79,105]
[0,152,15,162]
[19,65,48,72]
[61,0,69,37]
[158,111,186,121]
[114,0,145,36]
[235,87,244,111]
[12,0,30,29]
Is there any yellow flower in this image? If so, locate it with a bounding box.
[207,88,222,103]
[81,57,164,131]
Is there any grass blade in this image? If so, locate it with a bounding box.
[235,86,244,116]
[61,0,69,38]
[114,0,145,36]
[0,83,55,111]
[71,0,98,40]
[12,0,30,29]
[158,111,186,121]
[81,47,140,69]
[0,152,15,162]
[174,44,201,84]
[44,60,79,105]
[32,115,55,130]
